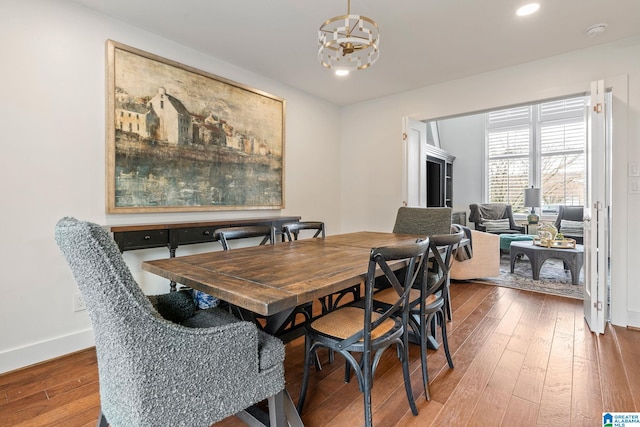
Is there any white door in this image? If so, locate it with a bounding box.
[584,80,609,334]
[402,117,427,207]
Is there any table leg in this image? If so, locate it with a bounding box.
[510,250,519,273]
[283,389,304,427]
[238,389,303,427]
[531,255,544,281]
[566,253,584,285]
[408,314,439,350]
[263,308,296,336]
[235,307,297,337]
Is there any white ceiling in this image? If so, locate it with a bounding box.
[69,0,640,106]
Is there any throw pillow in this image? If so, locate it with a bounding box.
[148,289,197,322]
[560,219,583,237]
[482,218,510,232]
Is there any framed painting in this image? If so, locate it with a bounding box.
[105,40,285,213]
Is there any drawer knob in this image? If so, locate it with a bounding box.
[203,230,210,235]
[144,235,151,240]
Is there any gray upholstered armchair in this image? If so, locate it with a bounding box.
[554,205,584,244]
[469,203,525,234]
[54,217,286,427]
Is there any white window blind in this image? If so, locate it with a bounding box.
[486,126,530,205]
[485,96,586,213]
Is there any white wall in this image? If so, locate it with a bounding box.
[0,0,342,373]
[437,114,486,216]
[340,37,640,329]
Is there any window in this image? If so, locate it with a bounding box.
[485,96,586,214]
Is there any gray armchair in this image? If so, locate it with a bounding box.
[54,217,286,427]
[469,203,525,234]
[554,205,584,244]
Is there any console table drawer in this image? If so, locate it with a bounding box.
[114,229,169,251]
[174,226,218,245]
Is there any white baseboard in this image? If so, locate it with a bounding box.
[0,329,95,375]
[626,310,640,329]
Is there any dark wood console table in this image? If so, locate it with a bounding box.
[110,216,301,291]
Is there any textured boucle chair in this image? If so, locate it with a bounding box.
[54,217,286,427]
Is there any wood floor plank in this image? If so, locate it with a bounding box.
[467,349,525,426]
[428,312,502,404]
[2,350,97,405]
[573,302,598,361]
[448,284,498,334]
[613,325,640,409]
[597,324,636,412]
[506,291,545,353]
[537,328,574,426]
[493,295,525,337]
[484,286,520,320]
[393,398,443,427]
[11,391,100,427]
[2,381,100,426]
[571,355,603,426]
[511,296,559,404]
[431,333,510,425]
[502,395,539,426]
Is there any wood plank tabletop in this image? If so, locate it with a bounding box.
[142,231,423,316]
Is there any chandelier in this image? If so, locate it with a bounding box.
[318,0,380,73]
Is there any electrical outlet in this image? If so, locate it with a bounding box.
[73,293,86,312]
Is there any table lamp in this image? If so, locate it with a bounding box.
[524,186,541,224]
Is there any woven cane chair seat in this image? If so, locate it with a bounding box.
[310,307,397,341]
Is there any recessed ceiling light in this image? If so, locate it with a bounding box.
[335,69,350,77]
[516,3,540,16]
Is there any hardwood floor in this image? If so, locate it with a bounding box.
[2,282,639,426]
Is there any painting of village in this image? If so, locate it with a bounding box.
[106,41,285,213]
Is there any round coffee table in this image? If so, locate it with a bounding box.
[509,241,584,285]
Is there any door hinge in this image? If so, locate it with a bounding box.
[593,103,603,113]
[402,132,407,141]
[594,301,603,311]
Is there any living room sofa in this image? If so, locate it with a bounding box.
[450,229,500,280]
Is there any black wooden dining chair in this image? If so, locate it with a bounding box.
[282,221,325,241]
[297,239,429,427]
[373,226,462,400]
[215,225,276,250]
[215,225,313,341]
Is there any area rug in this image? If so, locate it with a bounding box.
[470,255,584,300]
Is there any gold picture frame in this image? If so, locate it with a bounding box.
[106,40,285,213]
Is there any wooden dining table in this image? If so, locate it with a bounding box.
[141,231,439,427]
[142,231,425,334]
